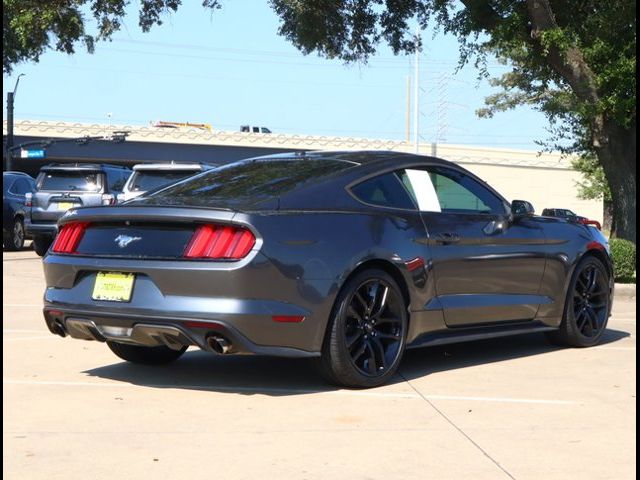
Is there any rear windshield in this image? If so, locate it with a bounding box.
[132,158,353,208]
[130,170,200,192]
[38,172,102,192]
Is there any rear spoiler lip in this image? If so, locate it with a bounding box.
[57,205,237,227]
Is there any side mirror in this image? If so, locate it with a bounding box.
[511,200,535,218]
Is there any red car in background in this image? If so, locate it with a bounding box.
[542,208,602,230]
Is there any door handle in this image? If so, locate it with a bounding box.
[434,232,461,244]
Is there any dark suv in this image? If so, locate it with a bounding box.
[25,163,131,256]
[3,172,37,251]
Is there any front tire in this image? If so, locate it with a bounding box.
[317,269,408,388]
[3,217,25,251]
[546,256,611,347]
[33,236,52,257]
[107,341,187,365]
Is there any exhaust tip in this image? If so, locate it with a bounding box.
[52,321,67,338]
[206,334,231,354]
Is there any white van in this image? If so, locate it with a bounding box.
[118,162,215,202]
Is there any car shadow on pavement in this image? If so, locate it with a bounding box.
[83,328,631,396]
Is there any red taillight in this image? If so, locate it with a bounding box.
[184,224,256,259]
[25,192,33,207]
[52,222,89,254]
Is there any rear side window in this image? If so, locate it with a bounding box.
[130,170,199,192]
[10,178,34,195]
[351,173,415,209]
[38,172,102,192]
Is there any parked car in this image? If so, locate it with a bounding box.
[41,151,613,388]
[542,208,602,230]
[118,162,215,202]
[3,172,36,251]
[240,125,272,133]
[25,163,131,256]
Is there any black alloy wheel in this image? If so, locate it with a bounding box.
[318,269,407,388]
[345,279,404,376]
[547,256,611,347]
[572,262,609,338]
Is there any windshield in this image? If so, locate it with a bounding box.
[39,172,102,192]
[559,209,577,217]
[132,158,353,208]
[130,170,200,192]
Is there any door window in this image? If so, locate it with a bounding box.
[400,166,505,215]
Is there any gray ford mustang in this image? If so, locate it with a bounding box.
[42,151,614,388]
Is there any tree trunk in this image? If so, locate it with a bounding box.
[594,121,636,243]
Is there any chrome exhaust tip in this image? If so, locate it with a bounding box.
[206,335,231,354]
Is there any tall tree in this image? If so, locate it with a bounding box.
[3,1,635,242]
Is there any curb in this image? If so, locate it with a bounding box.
[614,283,636,300]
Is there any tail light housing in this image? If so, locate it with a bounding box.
[52,222,89,254]
[25,192,33,207]
[184,224,256,260]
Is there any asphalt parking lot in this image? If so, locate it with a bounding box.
[3,248,636,480]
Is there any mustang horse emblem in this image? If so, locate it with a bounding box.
[114,234,142,248]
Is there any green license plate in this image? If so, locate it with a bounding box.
[92,272,135,302]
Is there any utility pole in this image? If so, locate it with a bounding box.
[405,76,411,144]
[413,30,420,154]
[5,74,25,172]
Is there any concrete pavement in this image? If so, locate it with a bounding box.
[3,249,636,479]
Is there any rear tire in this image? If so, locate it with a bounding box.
[317,268,408,388]
[33,236,52,257]
[3,217,25,251]
[107,341,187,365]
[545,256,611,347]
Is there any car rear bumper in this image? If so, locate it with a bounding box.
[24,220,57,237]
[43,307,319,358]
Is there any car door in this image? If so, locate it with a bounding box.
[399,165,547,327]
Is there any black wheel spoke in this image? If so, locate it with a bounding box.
[354,292,369,312]
[586,268,597,293]
[364,342,377,374]
[585,307,600,332]
[376,331,400,341]
[576,310,589,331]
[347,304,363,322]
[352,340,367,360]
[370,336,386,370]
[372,285,389,318]
[375,315,400,326]
[346,331,363,349]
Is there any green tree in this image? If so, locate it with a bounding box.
[4,1,635,242]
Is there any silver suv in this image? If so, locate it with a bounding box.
[25,163,131,256]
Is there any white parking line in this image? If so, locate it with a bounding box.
[4,336,57,341]
[3,329,48,333]
[594,346,636,351]
[2,379,580,405]
[2,304,42,307]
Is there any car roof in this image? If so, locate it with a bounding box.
[132,162,211,171]
[40,163,130,172]
[3,171,34,178]
[248,150,455,168]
